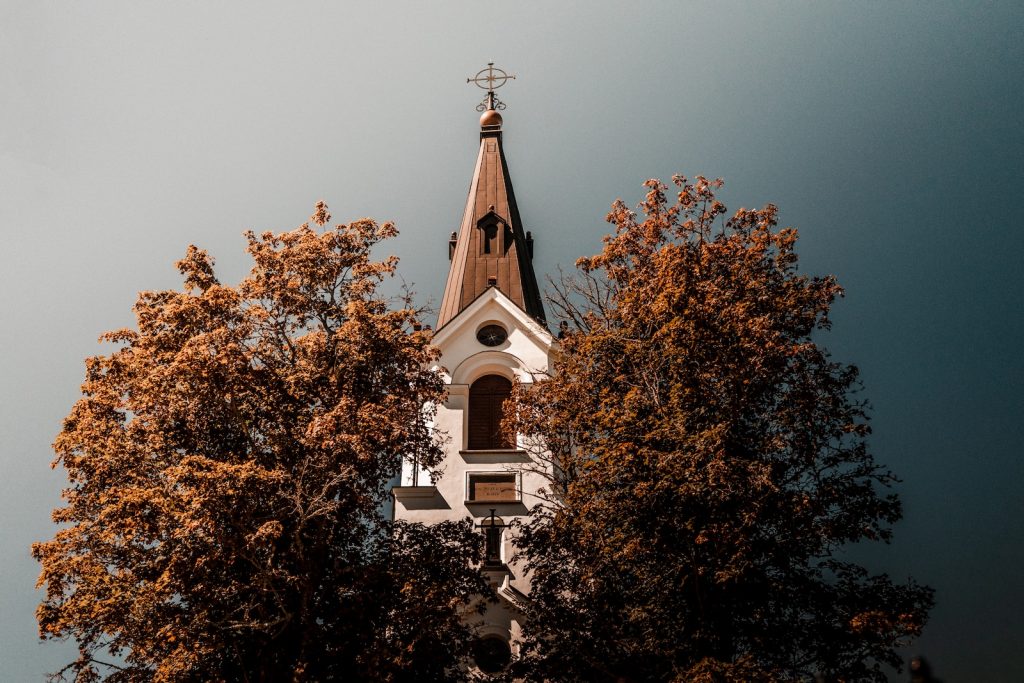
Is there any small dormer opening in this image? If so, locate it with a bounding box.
[477,209,508,257]
[479,217,497,255]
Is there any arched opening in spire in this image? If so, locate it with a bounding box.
[476,210,512,257]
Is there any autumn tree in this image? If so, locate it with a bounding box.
[509,177,933,682]
[34,203,489,682]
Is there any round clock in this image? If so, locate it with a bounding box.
[476,324,508,347]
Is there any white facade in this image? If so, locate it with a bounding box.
[392,94,553,672]
[393,286,554,655]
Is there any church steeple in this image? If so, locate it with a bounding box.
[437,66,545,329]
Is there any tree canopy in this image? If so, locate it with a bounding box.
[509,177,933,682]
[34,204,487,682]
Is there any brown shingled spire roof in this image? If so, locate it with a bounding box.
[436,104,545,330]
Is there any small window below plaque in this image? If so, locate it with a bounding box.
[467,473,519,503]
[476,324,508,347]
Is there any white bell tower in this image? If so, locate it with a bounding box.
[392,65,554,675]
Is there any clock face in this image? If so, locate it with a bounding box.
[476,324,508,347]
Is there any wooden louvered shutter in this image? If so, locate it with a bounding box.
[468,375,513,450]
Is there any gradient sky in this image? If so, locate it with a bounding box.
[2,2,1021,680]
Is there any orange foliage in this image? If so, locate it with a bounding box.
[509,177,932,682]
[34,204,487,682]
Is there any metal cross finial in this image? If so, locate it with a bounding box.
[467,62,515,112]
[467,61,515,90]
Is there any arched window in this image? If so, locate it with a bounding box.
[468,374,513,450]
[472,635,511,674]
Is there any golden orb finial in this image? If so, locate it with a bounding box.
[480,109,503,128]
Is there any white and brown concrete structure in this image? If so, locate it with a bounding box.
[392,95,554,674]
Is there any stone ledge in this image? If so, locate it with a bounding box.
[391,485,440,499]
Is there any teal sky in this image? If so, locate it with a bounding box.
[2,2,1021,680]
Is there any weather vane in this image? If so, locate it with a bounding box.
[467,61,515,112]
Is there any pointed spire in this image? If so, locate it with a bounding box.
[437,69,545,329]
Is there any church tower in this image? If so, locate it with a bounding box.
[392,64,554,675]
